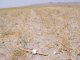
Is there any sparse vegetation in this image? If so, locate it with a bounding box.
[0,5,80,60]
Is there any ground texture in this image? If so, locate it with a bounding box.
[0,5,80,60]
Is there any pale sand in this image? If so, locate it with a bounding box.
[0,5,80,60]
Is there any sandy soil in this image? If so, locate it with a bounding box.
[0,5,80,60]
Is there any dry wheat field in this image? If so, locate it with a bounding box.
[0,5,80,60]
